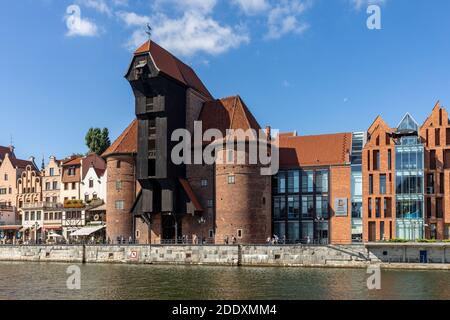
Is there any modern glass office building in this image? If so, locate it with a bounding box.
[273,169,330,244]
[395,114,425,240]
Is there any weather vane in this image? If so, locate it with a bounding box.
[145,24,152,41]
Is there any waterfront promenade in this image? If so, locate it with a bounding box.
[0,243,449,270]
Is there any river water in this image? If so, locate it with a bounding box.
[0,262,449,300]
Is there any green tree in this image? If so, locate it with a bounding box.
[85,127,111,155]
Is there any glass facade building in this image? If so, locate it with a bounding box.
[351,132,366,242]
[273,169,329,244]
[395,115,425,240]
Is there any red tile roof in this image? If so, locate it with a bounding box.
[179,178,203,212]
[134,40,212,99]
[199,96,261,136]
[10,158,35,169]
[62,157,82,166]
[102,119,138,158]
[279,132,352,168]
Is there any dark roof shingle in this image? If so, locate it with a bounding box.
[134,40,212,99]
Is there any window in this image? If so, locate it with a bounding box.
[316,196,329,219]
[373,150,380,171]
[209,230,214,238]
[301,171,314,193]
[427,174,435,194]
[201,179,208,187]
[367,150,371,171]
[446,129,450,146]
[68,166,76,176]
[207,200,213,208]
[274,196,286,219]
[368,199,372,218]
[385,134,391,146]
[116,180,122,191]
[227,149,234,163]
[64,183,68,190]
[435,128,441,146]
[287,171,300,193]
[274,173,286,193]
[0,188,6,195]
[388,150,392,170]
[116,161,121,169]
[369,175,374,195]
[85,195,90,202]
[302,196,314,218]
[437,198,443,219]
[375,198,381,218]
[45,197,50,203]
[136,230,141,239]
[72,182,76,190]
[380,174,387,195]
[45,182,51,190]
[115,200,125,210]
[237,229,243,239]
[52,196,57,203]
[316,170,329,193]
[89,179,94,188]
[4,174,7,181]
[384,198,392,218]
[228,175,235,185]
[52,181,58,190]
[440,173,445,194]
[25,212,29,221]
[49,168,54,176]
[287,196,300,219]
[30,212,35,220]
[44,212,48,220]
[430,150,437,170]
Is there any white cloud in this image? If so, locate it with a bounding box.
[124,12,249,57]
[152,0,217,14]
[350,0,386,10]
[76,0,112,16]
[117,11,150,27]
[65,5,99,37]
[233,0,270,15]
[265,0,310,39]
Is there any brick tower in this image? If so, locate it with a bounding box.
[102,120,138,242]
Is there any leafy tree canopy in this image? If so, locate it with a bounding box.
[85,127,111,155]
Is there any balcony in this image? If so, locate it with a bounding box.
[21,202,63,210]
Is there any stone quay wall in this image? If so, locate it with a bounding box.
[0,244,449,268]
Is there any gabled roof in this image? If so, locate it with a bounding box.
[199,96,261,135]
[279,132,352,168]
[0,146,14,162]
[102,119,138,158]
[134,40,213,99]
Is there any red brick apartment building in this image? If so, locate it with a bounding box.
[363,103,450,242]
[103,40,449,245]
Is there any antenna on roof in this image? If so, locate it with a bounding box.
[9,134,13,146]
[145,24,152,41]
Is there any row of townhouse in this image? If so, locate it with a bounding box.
[0,150,107,243]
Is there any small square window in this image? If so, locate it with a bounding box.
[228,175,235,184]
[201,179,208,187]
[207,200,213,208]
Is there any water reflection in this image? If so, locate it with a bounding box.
[0,262,449,300]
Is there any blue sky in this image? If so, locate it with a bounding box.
[1,0,450,162]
